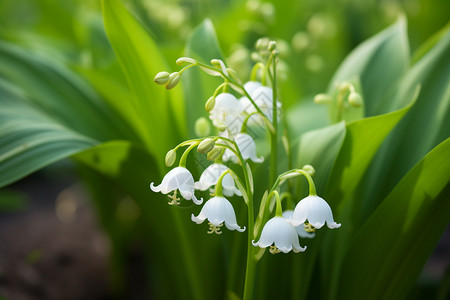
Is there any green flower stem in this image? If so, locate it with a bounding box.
[271,190,283,217]
[216,138,256,300]
[269,55,278,186]
[250,62,266,82]
[240,112,259,133]
[242,160,256,300]
[179,63,198,75]
[178,143,197,167]
[214,169,230,197]
[271,169,317,196]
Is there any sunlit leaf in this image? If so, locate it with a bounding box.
[0,80,97,187]
[337,138,450,300]
[329,16,410,117]
[102,0,186,160]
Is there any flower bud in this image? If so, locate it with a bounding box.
[165,149,176,167]
[195,117,211,137]
[205,96,216,112]
[251,52,263,62]
[197,138,216,153]
[314,93,332,104]
[348,92,362,107]
[268,41,277,51]
[165,72,180,89]
[207,146,224,161]
[176,57,197,65]
[210,59,228,76]
[255,37,270,51]
[303,164,315,176]
[154,71,170,85]
[217,123,228,132]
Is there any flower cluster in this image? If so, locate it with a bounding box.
[151,39,340,257]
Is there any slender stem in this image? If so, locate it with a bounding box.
[269,55,278,186]
[214,170,230,197]
[271,190,282,217]
[270,169,317,197]
[242,161,256,300]
[178,143,197,167]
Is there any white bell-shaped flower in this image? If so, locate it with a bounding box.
[209,93,244,134]
[252,217,306,254]
[222,133,264,163]
[251,86,282,122]
[282,210,315,238]
[243,81,262,96]
[150,167,203,205]
[194,163,242,197]
[289,195,341,229]
[191,196,245,234]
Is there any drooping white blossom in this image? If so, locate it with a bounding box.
[150,167,202,205]
[222,133,264,163]
[288,195,341,229]
[282,210,315,238]
[251,86,282,122]
[191,196,245,234]
[209,93,245,134]
[194,163,242,197]
[252,217,306,254]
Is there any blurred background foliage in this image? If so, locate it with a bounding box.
[0,0,449,299]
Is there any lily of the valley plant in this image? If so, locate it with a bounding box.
[150,40,343,299]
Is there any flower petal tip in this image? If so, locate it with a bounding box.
[150,182,161,192]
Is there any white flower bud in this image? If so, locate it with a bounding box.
[302,165,315,176]
[165,72,181,89]
[314,93,332,104]
[165,149,176,167]
[197,138,216,154]
[205,97,216,112]
[176,57,197,65]
[255,37,270,51]
[194,117,211,137]
[207,146,224,161]
[268,41,277,51]
[348,92,362,107]
[154,71,170,85]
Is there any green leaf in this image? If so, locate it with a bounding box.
[0,80,97,187]
[326,101,414,208]
[295,122,346,195]
[102,0,186,160]
[329,16,410,116]
[320,100,415,299]
[361,24,450,217]
[0,41,128,142]
[182,19,224,138]
[337,138,450,300]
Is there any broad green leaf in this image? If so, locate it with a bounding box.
[337,138,450,300]
[361,25,450,214]
[0,41,128,142]
[182,19,224,138]
[77,63,144,144]
[295,122,346,195]
[321,100,414,299]
[287,98,329,138]
[102,0,186,161]
[325,101,413,208]
[329,16,410,117]
[0,80,97,187]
